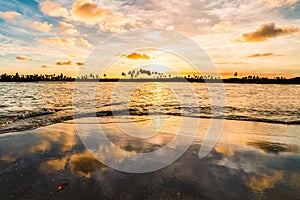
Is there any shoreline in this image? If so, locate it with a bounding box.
[0,116,299,199]
[1,114,299,135]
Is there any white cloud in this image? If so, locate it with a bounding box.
[39,0,143,33]
[58,21,80,36]
[28,21,53,32]
[0,11,20,20]
[212,21,232,33]
[39,0,69,18]
[38,37,77,47]
[99,13,144,33]
[102,0,222,35]
[38,36,93,49]
[78,38,93,48]
[166,25,175,31]
[257,0,298,9]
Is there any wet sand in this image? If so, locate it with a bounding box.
[0,116,299,200]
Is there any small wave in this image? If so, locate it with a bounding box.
[1,107,299,135]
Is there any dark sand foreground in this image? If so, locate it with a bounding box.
[0,116,299,200]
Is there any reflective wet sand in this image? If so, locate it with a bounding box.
[0,116,299,199]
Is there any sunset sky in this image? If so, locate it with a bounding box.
[0,0,300,78]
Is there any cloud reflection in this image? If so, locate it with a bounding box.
[248,171,283,191]
[39,157,67,174]
[70,151,107,178]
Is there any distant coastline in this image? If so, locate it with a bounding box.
[99,77,300,84]
[0,73,299,84]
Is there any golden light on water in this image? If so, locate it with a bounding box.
[128,83,180,128]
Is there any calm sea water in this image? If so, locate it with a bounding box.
[0,82,299,133]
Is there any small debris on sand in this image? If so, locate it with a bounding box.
[56,181,68,192]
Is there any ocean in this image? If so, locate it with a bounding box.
[0,82,299,134]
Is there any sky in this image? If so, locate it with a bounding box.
[0,0,300,78]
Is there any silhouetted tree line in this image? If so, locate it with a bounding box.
[120,69,221,80]
[122,69,166,78]
[1,72,299,84]
[0,73,74,82]
[224,72,300,84]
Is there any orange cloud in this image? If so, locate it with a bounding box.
[28,21,53,32]
[247,53,282,58]
[0,11,20,20]
[76,62,85,66]
[41,65,51,68]
[71,0,111,25]
[127,52,150,60]
[56,61,72,66]
[16,56,32,61]
[38,37,76,47]
[235,22,299,42]
[39,0,69,18]
[58,21,80,36]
